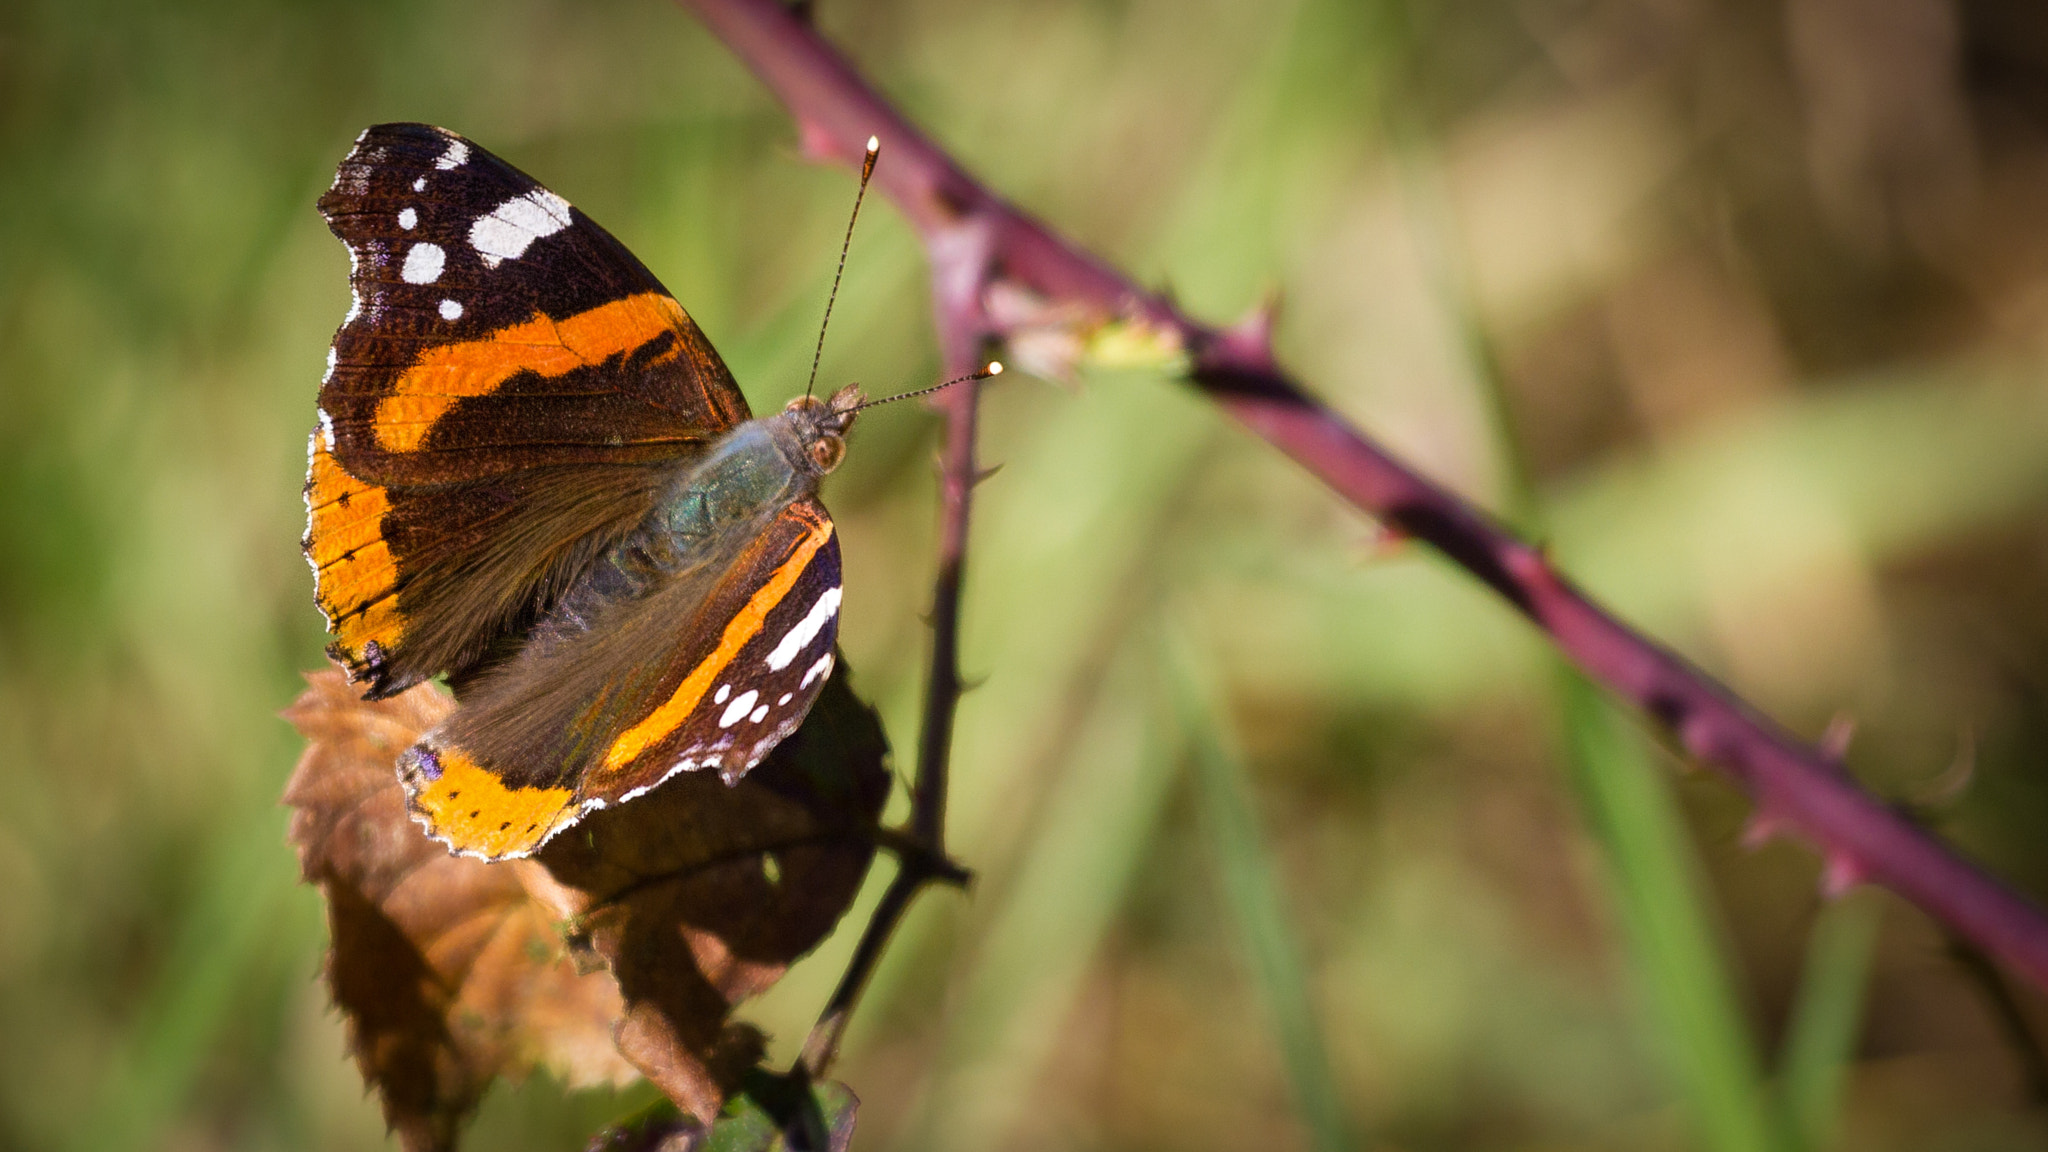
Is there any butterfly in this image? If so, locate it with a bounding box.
[306,123,862,860]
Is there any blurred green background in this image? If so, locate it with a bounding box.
[6,0,2048,1148]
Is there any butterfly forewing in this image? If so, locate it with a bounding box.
[319,123,749,483]
[308,123,751,697]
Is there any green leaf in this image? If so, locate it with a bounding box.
[592,1073,857,1152]
[1168,634,1354,1152]
[1557,675,1789,1152]
[1398,121,1793,1152]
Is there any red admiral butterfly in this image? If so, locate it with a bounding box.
[307,123,869,860]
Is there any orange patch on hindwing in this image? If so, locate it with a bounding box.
[305,437,404,664]
[598,511,834,775]
[403,745,577,859]
[374,292,693,452]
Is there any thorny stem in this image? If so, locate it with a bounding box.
[795,374,982,1079]
[796,861,924,1077]
[788,141,995,1081]
[680,0,2048,1001]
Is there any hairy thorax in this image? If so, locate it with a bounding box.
[541,412,833,641]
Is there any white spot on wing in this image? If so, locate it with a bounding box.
[765,586,842,670]
[718,689,759,728]
[398,207,417,230]
[749,704,767,724]
[469,189,572,268]
[714,684,731,704]
[401,242,445,284]
[777,693,792,706]
[438,298,463,320]
[435,139,470,169]
[412,176,427,192]
[800,652,834,689]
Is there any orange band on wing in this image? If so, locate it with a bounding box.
[599,512,834,773]
[305,437,404,661]
[374,292,692,452]
[405,746,576,859]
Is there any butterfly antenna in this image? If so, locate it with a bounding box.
[851,362,1002,413]
[807,135,881,402]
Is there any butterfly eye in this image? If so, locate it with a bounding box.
[809,434,845,473]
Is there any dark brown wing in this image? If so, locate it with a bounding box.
[396,500,846,860]
[307,123,751,698]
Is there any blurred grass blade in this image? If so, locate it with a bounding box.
[1558,673,1787,1152]
[1168,633,1352,1152]
[1393,120,1789,1152]
[909,644,1183,1150]
[75,813,302,1152]
[1777,892,1882,1151]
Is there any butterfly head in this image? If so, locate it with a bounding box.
[783,383,865,475]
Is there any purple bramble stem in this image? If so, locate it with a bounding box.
[679,0,2048,995]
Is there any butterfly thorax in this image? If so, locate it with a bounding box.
[648,383,862,552]
[538,386,863,642]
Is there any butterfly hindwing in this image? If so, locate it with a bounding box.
[398,499,846,859]
[307,123,751,698]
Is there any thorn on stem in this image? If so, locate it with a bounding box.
[1822,852,1871,899]
[1502,541,1553,584]
[1742,810,1788,850]
[1224,296,1279,356]
[1360,521,1410,561]
[1820,712,1857,762]
[795,119,837,164]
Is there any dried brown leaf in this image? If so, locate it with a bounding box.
[283,670,635,1152]
[285,659,890,1144]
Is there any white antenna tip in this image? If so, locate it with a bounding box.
[866,135,880,154]
[986,361,1003,376]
